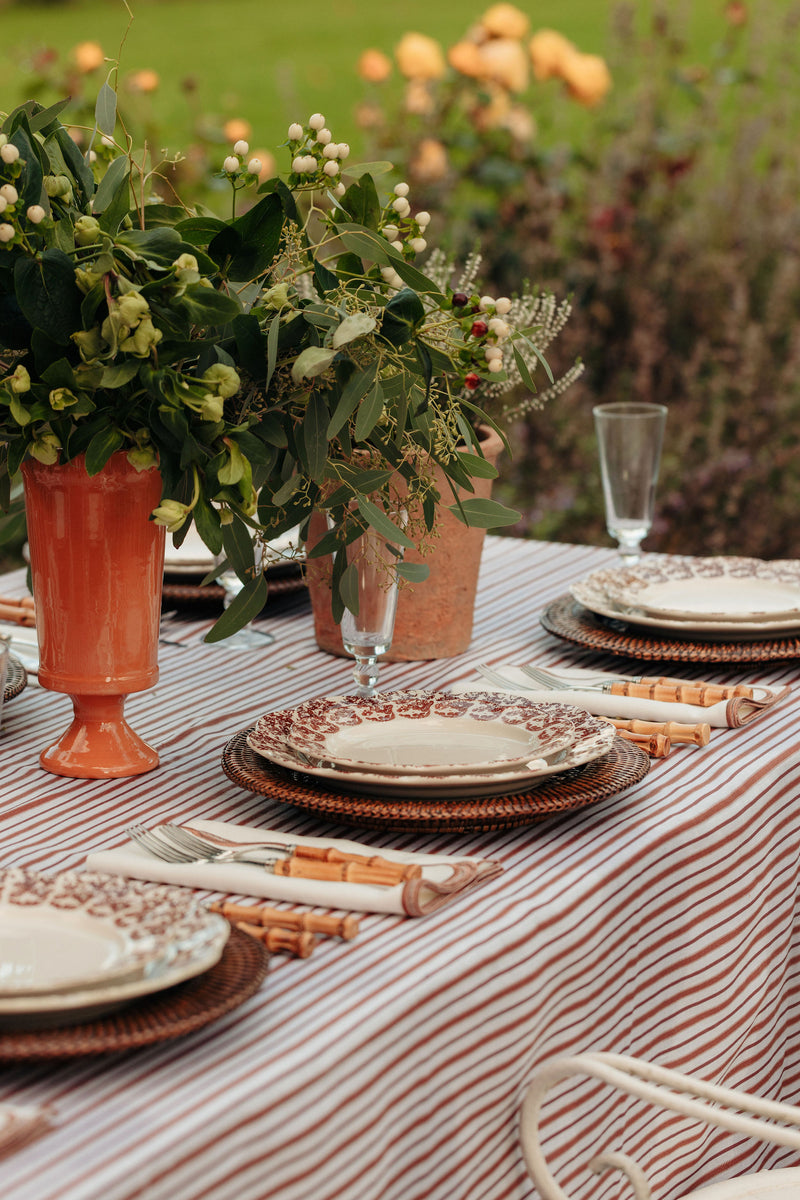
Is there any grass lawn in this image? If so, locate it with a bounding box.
[1,0,740,163]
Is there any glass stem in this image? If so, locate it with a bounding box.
[352,655,379,698]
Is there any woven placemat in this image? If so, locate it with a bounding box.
[163,569,307,607]
[0,928,268,1060]
[221,727,650,833]
[4,654,27,703]
[541,594,800,664]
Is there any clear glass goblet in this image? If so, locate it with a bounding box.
[211,546,275,651]
[593,401,667,566]
[334,525,403,698]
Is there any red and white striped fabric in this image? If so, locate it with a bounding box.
[1,537,799,1200]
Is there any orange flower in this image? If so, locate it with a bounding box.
[447,40,485,78]
[410,137,449,183]
[395,32,446,81]
[481,3,530,41]
[73,41,104,74]
[560,52,612,106]
[478,37,529,93]
[358,48,392,83]
[223,118,252,143]
[404,80,435,116]
[724,1,748,25]
[128,68,160,94]
[528,29,576,81]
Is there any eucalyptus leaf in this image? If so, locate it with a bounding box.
[449,497,520,529]
[332,312,376,349]
[396,561,429,583]
[94,83,117,137]
[203,572,268,642]
[356,497,414,550]
[339,561,360,616]
[353,381,385,442]
[291,346,337,382]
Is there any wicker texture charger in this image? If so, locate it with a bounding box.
[4,653,27,703]
[541,594,800,664]
[0,929,268,1061]
[221,727,649,833]
[162,568,307,607]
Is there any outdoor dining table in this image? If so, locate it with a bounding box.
[1,535,799,1200]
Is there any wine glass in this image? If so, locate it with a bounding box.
[593,402,667,565]
[210,544,275,651]
[334,524,403,698]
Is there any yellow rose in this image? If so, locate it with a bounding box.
[73,41,104,73]
[447,41,485,79]
[410,138,449,184]
[560,52,612,106]
[128,68,160,94]
[395,32,446,81]
[529,29,577,81]
[358,48,393,83]
[481,3,530,40]
[478,37,529,93]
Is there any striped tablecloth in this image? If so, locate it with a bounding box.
[1,536,799,1200]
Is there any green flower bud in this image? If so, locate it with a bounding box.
[43,175,74,203]
[72,326,107,362]
[127,445,159,472]
[174,253,199,272]
[29,434,61,465]
[199,393,224,422]
[119,316,162,357]
[263,282,290,309]
[49,387,79,411]
[202,363,240,399]
[152,498,190,532]
[9,365,30,394]
[74,215,102,247]
[116,292,151,326]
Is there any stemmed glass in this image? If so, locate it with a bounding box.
[593,402,667,565]
[332,522,404,698]
[208,542,275,651]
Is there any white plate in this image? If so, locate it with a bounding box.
[285,692,579,775]
[601,557,800,623]
[571,566,800,637]
[248,692,616,800]
[163,524,304,575]
[0,870,229,1027]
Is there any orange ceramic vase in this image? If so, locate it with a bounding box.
[21,452,166,779]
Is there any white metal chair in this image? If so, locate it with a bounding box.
[520,1052,800,1199]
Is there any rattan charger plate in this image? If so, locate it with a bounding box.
[221,727,650,833]
[162,566,307,607]
[4,653,27,703]
[0,928,268,1060]
[541,594,800,664]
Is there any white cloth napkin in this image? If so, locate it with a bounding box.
[460,666,790,728]
[86,819,503,917]
[0,1103,53,1159]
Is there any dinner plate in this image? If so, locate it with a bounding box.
[600,556,800,623]
[249,693,616,800]
[0,870,229,1027]
[571,568,800,636]
[284,691,580,776]
[163,524,304,575]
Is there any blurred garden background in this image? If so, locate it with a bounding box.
[2,0,799,563]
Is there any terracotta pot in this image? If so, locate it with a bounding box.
[22,452,166,778]
[306,424,504,661]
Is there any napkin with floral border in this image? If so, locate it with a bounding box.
[86,818,503,917]
[459,666,790,728]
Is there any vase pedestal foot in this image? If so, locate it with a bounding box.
[40,695,159,779]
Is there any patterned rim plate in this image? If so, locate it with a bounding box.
[598,557,800,624]
[0,870,229,1023]
[222,725,650,833]
[541,594,800,664]
[0,928,268,1059]
[4,653,27,703]
[250,693,617,799]
[283,691,599,776]
[572,561,800,635]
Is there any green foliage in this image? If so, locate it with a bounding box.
[0,97,572,633]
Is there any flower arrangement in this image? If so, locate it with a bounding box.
[0,86,580,635]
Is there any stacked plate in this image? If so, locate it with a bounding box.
[0,869,229,1030]
[163,524,304,578]
[571,556,800,639]
[247,690,617,800]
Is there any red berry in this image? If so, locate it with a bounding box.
[452,292,468,308]
[464,372,480,389]
[470,320,488,338]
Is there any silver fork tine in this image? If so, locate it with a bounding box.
[159,825,228,857]
[475,664,534,692]
[126,824,198,864]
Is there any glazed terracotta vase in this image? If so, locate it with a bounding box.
[306,425,504,661]
[21,452,166,779]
